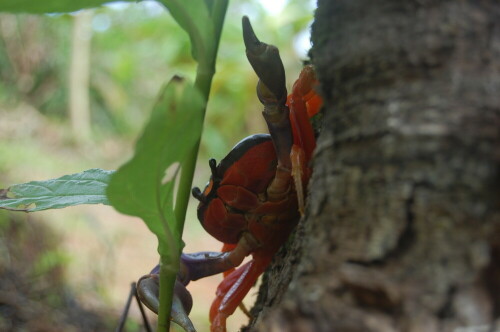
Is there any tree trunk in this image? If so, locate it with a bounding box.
[246,1,500,331]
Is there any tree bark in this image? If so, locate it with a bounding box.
[246,1,500,331]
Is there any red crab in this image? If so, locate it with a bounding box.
[136,16,322,332]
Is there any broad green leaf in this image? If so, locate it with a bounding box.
[0,169,114,212]
[0,0,136,14]
[107,76,204,254]
[161,0,215,62]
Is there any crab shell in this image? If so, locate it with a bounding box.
[196,133,299,246]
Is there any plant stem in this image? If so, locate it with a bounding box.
[158,252,180,331]
[174,0,228,227]
[157,1,228,331]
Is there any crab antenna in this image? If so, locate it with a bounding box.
[242,16,287,104]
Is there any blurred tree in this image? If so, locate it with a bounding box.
[0,14,70,117]
[69,10,92,142]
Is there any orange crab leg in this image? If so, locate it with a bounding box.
[220,242,252,318]
[287,65,320,163]
[287,65,323,214]
[209,257,271,332]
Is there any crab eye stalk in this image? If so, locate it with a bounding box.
[192,187,206,203]
[208,158,218,178]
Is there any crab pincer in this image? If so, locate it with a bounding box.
[242,16,320,214]
[242,16,293,190]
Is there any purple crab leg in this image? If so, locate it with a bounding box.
[179,252,235,283]
[136,234,259,326]
[136,274,196,332]
[135,254,234,332]
[178,232,258,283]
[139,250,246,291]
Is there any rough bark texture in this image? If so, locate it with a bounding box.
[245,1,500,331]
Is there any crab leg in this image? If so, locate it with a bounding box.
[136,233,261,325]
[287,65,322,214]
[179,232,259,283]
[209,257,271,332]
[288,65,319,165]
[137,274,196,332]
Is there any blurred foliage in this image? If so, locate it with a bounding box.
[0,1,316,330]
[0,14,71,117]
[0,0,136,14]
[0,0,315,160]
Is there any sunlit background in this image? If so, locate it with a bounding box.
[0,0,316,331]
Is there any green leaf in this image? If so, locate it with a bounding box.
[0,0,136,14]
[0,169,114,212]
[160,0,215,63]
[107,76,204,255]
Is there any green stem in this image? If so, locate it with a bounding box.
[210,0,229,45]
[158,251,180,331]
[157,1,228,331]
[174,0,228,227]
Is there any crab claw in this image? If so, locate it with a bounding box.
[242,16,287,106]
[136,273,196,332]
[243,16,293,173]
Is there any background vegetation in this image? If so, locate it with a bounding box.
[0,1,315,331]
